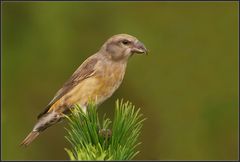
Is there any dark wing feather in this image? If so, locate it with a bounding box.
[37,55,99,119]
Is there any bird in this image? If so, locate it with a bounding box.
[20,33,148,147]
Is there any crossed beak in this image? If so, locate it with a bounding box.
[131,41,148,55]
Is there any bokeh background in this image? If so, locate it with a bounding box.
[2,2,238,160]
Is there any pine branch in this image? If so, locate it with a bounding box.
[64,99,146,160]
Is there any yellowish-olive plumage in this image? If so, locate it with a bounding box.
[20,34,148,146]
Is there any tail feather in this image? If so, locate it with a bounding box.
[20,131,40,147]
[20,111,63,147]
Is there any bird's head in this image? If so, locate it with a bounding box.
[100,34,148,61]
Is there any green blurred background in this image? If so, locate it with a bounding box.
[2,2,238,160]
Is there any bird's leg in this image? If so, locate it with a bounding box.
[81,105,87,113]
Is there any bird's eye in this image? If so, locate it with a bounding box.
[122,40,130,45]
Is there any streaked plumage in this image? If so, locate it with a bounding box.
[20,34,148,146]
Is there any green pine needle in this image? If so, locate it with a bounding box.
[64,99,146,160]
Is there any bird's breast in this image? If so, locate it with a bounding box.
[65,62,127,106]
[94,62,127,103]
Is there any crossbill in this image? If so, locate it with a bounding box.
[20,34,148,146]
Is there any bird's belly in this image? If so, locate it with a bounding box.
[64,72,124,107]
[94,75,123,104]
